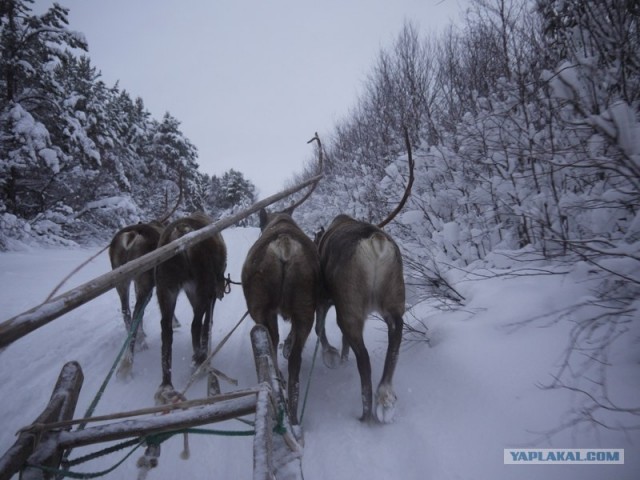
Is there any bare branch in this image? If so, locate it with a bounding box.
[285,133,325,213]
[157,170,184,224]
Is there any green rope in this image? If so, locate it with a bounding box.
[28,439,146,479]
[37,297,255,479]
[64,439,141,467]
[56,296,151,478]
[79,293,151,429]
[273,407,287,435]
[299,335,320,424]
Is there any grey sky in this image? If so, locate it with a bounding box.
[34,0,465,197]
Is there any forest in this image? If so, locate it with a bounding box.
[1,0,638,434]
[285,0,640,433]
[0,0,257,247]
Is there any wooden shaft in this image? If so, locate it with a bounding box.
[27,394,258,466]
[0,362,83,480]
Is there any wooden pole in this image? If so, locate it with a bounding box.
[0,361,83,480]
[26,394,258,468]
[250,325,303,479]
[253,386,274,480]
[0,174,322,349]
[21,386,264,434]
[252,326,276,480]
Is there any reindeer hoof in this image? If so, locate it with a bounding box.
[375,385,397,423]
[154,384,186,406]
[192,351,208,367]
[137,443,161,472]
[116,358,133,382]
[375,402,396,424]
[322,347,341,369]
[172,316,181,329]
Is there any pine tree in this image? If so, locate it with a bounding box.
[206,169,257,224]
[0,0,88,219]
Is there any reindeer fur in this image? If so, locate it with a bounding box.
[316,214,405,423]
[241,210,321,424]
[109,222,164,378]
[155,213,227,397]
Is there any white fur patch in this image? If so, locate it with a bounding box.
[268,235,301,262]
[375,384,398,423]
[355,233,398,309]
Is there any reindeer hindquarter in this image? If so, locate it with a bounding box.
[355,233,405,315]
[328,233,404,320]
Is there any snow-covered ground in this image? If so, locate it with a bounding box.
[0,227,638,479]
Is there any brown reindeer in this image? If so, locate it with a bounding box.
[315,128,414,423]
[110,179,183,379]
[110,221,183,380]
[109,221,163,354]
[241,133,324,424]
[316,216,405,423]
[241,208,321,425]
[154,212,228,404]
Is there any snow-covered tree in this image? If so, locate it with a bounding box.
[0,1,227,244]
[207,169,257,224]
[290,0,640,434]
[0,0,88,240]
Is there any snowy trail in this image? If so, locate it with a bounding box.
[1,228,638,479]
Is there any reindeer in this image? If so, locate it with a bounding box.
[154,212,228,404]
[110,179,183,379]
[242,208,321,424]
[109,221,163,354]
[241,135,323,425]
[315,128,414,423]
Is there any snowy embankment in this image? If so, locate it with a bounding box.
[0,227,637,479]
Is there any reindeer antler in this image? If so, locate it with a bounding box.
[157,170,184,224]
[307,132,324,172]
[377,126,415,229]
[286,133,325,213]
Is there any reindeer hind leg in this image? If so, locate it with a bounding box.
[338,311,373,422]
[154,285,186,405]
[157,284,179,388]
[116,281,132,331]
[132,275,153,351]
[116,289,152,382]
[315,302,341,369]
[287,310,314,425]
[375,313,403,423]
[185,277,219,365]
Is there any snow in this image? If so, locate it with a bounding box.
[609,100,640,159]
[0,228,638,479]
[84,196,139,215]
[38,148,60,173]
[400,209,423,226]
[9,104,51,164]
[442,221,460,245]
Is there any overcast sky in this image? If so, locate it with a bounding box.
[34,0,466,198]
